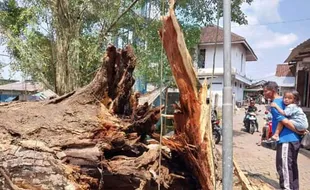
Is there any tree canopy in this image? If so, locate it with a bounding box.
[0,0,253,94]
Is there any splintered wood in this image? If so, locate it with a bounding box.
[159,0,214,189]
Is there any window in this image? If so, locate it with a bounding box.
[240,83,242,88]
[198,49,206,68]
[235,82,237,86]
[212,82,222,85]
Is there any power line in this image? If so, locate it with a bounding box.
[232,17,310,28]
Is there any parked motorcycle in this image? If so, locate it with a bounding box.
[212,119,221,144]
[263,111,273,139]
[211,109,221,144]
[261,110,277,150]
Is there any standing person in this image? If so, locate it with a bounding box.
[261,94,266,104]
[263,81,301,190]
[270,90,308,141]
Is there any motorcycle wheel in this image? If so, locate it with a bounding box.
[249,122,255,134]
[213,130,221,144]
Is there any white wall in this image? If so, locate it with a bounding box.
[198,76,223,93]
[199,44,247,76]
[232,79,245,102]
[197,43,248,107]
[199,76,223,107]
[200,77,245,107]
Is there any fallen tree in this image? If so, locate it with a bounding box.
[0,0,273,190]
[0,44,185,190]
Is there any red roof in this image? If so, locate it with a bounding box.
[200,26,245,43]
[275,64,294,77]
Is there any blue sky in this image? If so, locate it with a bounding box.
[232,0,310,80]
[1,0,310,81]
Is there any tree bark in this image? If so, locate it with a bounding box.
[158,0,214,189]
[51,0,82,95]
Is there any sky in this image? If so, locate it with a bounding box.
[231,0,310,80]
[0,45,22,80]
[1,0,310,81]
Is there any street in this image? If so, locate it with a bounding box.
[217,104,310,189]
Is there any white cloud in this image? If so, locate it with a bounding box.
[256,32,298,49]
[231,0,298,50]
[244,15,259,25]
[232,25,298,49]
[242,0,282,23]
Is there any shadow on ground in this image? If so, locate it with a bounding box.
[233,128,250,137]
[245,171,279,189]
[216,129,249,146]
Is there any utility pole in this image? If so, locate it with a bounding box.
[222,0,233,189]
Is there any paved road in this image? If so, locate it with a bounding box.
[217,105,310,189]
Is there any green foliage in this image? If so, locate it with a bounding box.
[130,0,253,87]
[0,0,33,36]
[0,0,253,92]
[78,35,102,86]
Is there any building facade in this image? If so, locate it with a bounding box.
[195,26,258,107]
[0,81,43,102]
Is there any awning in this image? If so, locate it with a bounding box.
[4,96,18,102]
[244,88,263,92]
[235,74,252,85]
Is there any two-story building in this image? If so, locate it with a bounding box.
[196,26,258,107]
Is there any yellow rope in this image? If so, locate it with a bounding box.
[158,0,166,190]
[209,1,220,190]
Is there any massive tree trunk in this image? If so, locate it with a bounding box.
[51,0,81,95]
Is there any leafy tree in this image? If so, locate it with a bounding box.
[131,0,253,88]
[0,0,142,94]
[0,0,253,94]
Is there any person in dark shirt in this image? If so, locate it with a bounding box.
[243,100,259,131]
[247,100,258,112]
